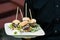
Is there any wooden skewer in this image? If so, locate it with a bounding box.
[16,6,19,20]
[25,3,27,17]
[20,9,23,19]
[29,9,32,19]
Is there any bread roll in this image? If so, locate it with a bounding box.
[19,21,28,27]
[22,17,30,22]
[30,19,36,23]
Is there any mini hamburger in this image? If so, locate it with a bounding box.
[19,18,32,32]
[9,20,20,30]
[19,21,31,32]
[29,19,37,27]
[12,20,20,28]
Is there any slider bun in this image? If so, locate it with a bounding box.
[30,19,36,23]
[12,20,20,24]
[19,21,28,27]
[22,17,30,21]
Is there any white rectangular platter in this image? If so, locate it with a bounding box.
[4,23,45,38]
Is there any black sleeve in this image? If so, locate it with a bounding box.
[27,0,48,23]
[26,0,40,24]
[24,0,34,18]
[25,0,48,24]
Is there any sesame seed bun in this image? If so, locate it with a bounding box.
[22,17,30,21]
[30,19,36,23]
[12,20,20,24]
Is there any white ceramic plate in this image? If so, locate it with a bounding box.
[4,23,45,38]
